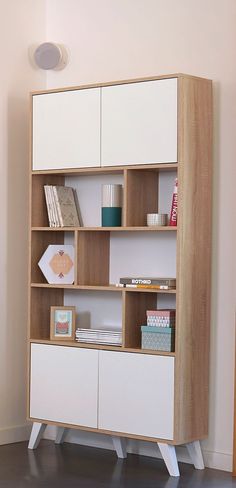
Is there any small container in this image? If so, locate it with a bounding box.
[146,309,176,328]
[147,213,168,226]
[102,184,122,226]
[141,325,175,352]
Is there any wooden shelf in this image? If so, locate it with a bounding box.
[30,283,176,293]
[29,339,175,357]
[31,226,177,232]
[31,283,121,291]
[31,162,178,176]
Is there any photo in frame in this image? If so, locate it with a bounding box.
[50,306,76,341]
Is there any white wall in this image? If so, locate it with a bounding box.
[45,0,236,471]
[0,0,46,444]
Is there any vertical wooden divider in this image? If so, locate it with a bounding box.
[77,231,110,286]
[123,169,128,227]
[123,291,157,348]
[121,289,126,348]
[125,169,159,226]
[174,76,212,444]
[74,231,79,285]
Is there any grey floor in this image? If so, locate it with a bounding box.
[0,440,235,487]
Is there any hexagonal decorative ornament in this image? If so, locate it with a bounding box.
[38,245,74,284]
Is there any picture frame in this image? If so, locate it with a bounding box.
[50,306,76,341]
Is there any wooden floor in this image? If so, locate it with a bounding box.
[0,440,235,487]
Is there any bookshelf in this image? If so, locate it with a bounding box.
[28,74,212,477]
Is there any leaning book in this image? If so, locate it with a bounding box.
[53,186,80,227]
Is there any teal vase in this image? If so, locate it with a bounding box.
[102,207,122,227]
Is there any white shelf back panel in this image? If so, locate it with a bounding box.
[65,170,176,227]
[158,170,177,215]
[64,290,122,331]
[30,344,98,427]
[99,351,174,439]
[65,174,123,227]
[110,232,176,284]
[101,78,177,166]
[33,89,100,170]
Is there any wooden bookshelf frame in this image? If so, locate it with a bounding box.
[28,74,212,458]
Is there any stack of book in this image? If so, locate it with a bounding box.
[75,328,122,346]
[117,277,176,290]
[44,185,82,227]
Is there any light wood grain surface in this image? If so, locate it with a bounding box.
[28,74,212,447]
[174,76,212,444]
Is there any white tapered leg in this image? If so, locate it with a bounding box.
[28,422,47,450]
[55,427,67,445]
[158,443,180,477]
[112,436,127,459]
[186,441,204,470]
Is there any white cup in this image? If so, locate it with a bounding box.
[147,213,168,226]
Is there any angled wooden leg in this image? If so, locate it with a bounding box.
[112,436,127,459]
[158,443,180,477]
[55,427,68,444]
[28,422,47,450]
[186,441,204,470]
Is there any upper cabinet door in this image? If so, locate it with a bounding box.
[101,78,177,166]
[32,88,100,170]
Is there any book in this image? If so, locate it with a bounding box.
[73,188,83,227]
[44,186,54,227]
[50,185,60,227]
[124,284,176,290]
[169,178,178,226]
[44,185,81,227]
[119,277,176,287]
[75,328,122,346]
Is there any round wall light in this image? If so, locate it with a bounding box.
[33,42,68,70]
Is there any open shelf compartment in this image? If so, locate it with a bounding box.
[31,164,177,230]
[30,288,123,345]
[123,290,176,351]
[31,230,76,284]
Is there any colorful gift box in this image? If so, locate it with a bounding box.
[146,309,176,328]
[141,325,175,352]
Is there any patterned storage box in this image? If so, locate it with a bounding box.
[146,309,176,328]
[141,325,175,352]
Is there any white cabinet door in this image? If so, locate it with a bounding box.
[33,88,100,170]
[101,78,177,166]
[30,344,98,428]
[99,351,174,439]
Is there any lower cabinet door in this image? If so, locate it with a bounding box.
[30,344,98,428]
[98,351,174,440]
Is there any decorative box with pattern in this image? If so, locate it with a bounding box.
[141,325,175,352]
[146,309,176,328]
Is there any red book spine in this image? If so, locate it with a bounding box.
[169,178,178,226]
